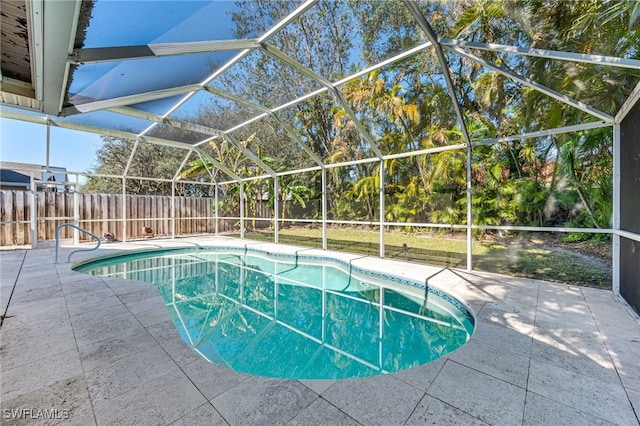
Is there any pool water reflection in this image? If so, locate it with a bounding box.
[75,248,474,379]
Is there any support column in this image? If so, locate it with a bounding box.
[466,143,473,272]
[171,181,176,240]
[45,117,51,172]
[121,178,127,242]
[615,81,640,313]
[240,181,245,239]
[379,160,385,258]
[322,168,327,250]
[274,176,279,244]
[214,182,219,235]
[618,109,640,312]
[613,124,621,294]
[73,175,79,245]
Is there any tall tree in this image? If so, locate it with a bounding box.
[81,137,189,195]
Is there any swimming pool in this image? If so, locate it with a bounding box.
[75,246,474,379]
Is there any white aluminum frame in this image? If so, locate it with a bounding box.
[1,0,640,292]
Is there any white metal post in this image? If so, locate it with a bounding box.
[45,117,51,172]
[466,143,473,271]
[322,167,327,250]
[171,180,176,239]
[274,176,279,244]
[30,173,37,248]
[613,124,621,295]
[121,178,127,242]
[214,182,219,235]
[378,283,384,368]
[240,181,245,239]
[379,160,385,258]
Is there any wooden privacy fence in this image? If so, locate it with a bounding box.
[0,190,272,246]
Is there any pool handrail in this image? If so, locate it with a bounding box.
[54,223,101,264]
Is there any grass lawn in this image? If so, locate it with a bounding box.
[243,227,612,289]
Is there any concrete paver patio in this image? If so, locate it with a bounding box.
[1,236,639,425]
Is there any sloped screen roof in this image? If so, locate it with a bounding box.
[1,0,639,182]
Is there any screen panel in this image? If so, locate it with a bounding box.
[619,99,640,314]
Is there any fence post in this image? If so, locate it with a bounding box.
[30,173,37,248]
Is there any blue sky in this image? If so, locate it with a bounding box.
[1,2,243,175]
[1,117,103,173]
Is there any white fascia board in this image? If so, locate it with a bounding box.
[42,0,80,114]
[27,0,44,100]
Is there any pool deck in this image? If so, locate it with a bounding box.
[1,236,639,425]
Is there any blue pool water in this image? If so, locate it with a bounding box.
[75,247,474,379]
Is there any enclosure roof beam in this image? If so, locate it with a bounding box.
[210,41,435,120]
[258,0,318,42]
[223,133,277,178]
[382,121,611,160]
[449,46,615,123]
[196,41,438,160]
[209,84,324,166]
[136,0,320,140]
[261,43,384,159]
[193,149,217,183]
[109,106,224,138]
[201,89,322,165]
[123,138,140,177]
[173,150,195,181]
[331,90,384,159]
[215,120,612,181]
[271,114,324,167]
[0,107,194,151]
[615,80,640,123]
[472,121,610,147]
[69,39,261,64]
[439,39,640,70]
[193,147,241,182]
[277,165,322,177]
[112,39,436,162]
[260,43,335,88]
[403,0,472,148]
[61,84,201,116]
[203,87,271,114]
[222,114,271,135]
[333,42,433,87]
